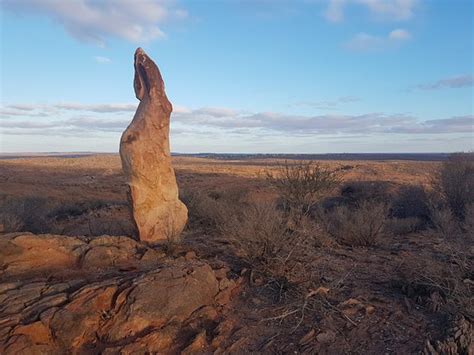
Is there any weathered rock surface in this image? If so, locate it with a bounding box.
[0,233,163,277]
[120,48,187,244]
[0,233,239,353]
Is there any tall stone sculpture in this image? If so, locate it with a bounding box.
[120,48,188,244]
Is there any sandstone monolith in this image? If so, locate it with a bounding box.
[120,48,187,244]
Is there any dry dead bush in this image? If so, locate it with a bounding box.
[391,185,430,223]
[0,196,50,233]
[399,242,473,319]
[0,213,24,233]
[434,152,474,221]
[219,201,322,292]
[180,189,238,228]
[463,204,474,234]
[428,201,461,238]
[321,201,389,246]
[386,217,422,236]
[340,180,393,205]
[385,185,431,236]
[266,161,340,215]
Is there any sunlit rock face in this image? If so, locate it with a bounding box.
[120,48,188,244]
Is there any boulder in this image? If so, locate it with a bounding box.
[120,48,188,244]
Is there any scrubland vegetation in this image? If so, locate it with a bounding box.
[179,153,472,352]
[0,153,472,353]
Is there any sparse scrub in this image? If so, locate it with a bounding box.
[219,200,321,292]
[386,217,422,236]
[340,180,393,205]
[434,152,474,221]
[266,161,340,215]
[180,189,238,228]
[399,243,473,318]
[391,185,431,224]
[463,204,474,234]
[0,196,50,233]
[322,201,389,246]
[49,199,127,220]
[428,199,461,238]
[0,213,24,233]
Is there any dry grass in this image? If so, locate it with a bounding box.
[265,161,340,215]
[433,152,474,221]
[463,204,474,233]
[222,201,321,286]
[385,217,422,236]
[321,201,389,246]
[0,195,50,233]
[399,242,473,319]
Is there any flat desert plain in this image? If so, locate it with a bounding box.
[0,155,472,354]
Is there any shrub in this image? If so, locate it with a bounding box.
[398,243,473,318]
[386,217,422,236]
[340,180,393,205]
[429,204,461,238]
[0,213,24,233]
[391,185,431,223]
[266,161,340,215]
[322,201,389,246]
[463,204,474,234]
[0,196,50,233]
[180,189,237,228]
[219,201,320,289]
[434,152,474,220]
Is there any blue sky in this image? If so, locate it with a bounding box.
[1,0,473,153]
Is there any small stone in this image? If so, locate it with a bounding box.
[313,286,330,297]
[365,305,375,315]
[184,251,196,261]
[219,278,233,291]
[215,285,236,305]
[341,298,362,307]
[299,329,315,345]
[214,267,230,280]
[316,330,336,344]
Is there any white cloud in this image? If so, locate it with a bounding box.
[2,103,471,138]
[94,56,111,64]
[324,0,346,22]
[324,0,418,22]
[345,32,384,51]
[345,28,411,51]
[54,103,137,113]
[293,96,361,109]
[389,28,411,40]
[417,74,474,90]
[2,0,187,45]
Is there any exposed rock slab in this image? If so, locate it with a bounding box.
[120,48,187,244]
[0,233,163,278]
[0,233,239,353]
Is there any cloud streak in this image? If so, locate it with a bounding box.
[1,103,137,117]
[325,0,418,22]
[293,96,361,110]
[94,56,111,64]
[2,0,188,45]
[2,103,471,138]
[345,28,412,51]
[417,74,474,90]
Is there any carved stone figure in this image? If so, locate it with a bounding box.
[120,48,187,243]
